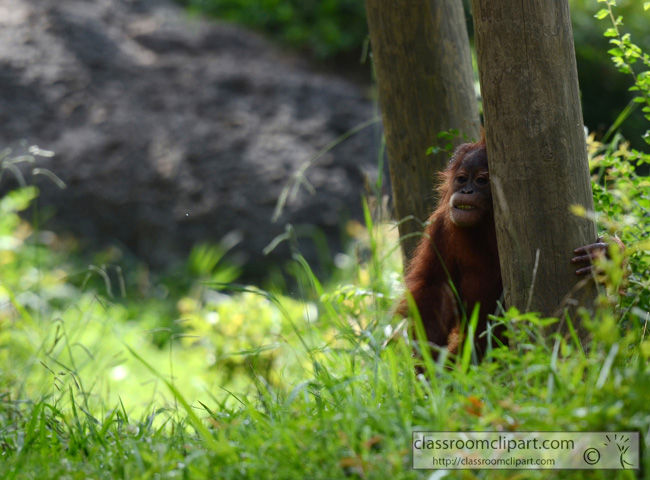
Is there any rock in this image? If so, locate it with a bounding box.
[0,0,384,279]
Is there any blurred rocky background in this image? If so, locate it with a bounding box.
[1,0,646,283]
[0,0,384,281]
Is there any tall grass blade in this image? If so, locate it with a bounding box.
[126,344,235,458]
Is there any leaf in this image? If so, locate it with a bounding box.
[460,303,480,373]
[595,9,609,20]
[608,48,624,58]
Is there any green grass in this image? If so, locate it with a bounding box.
[2,5,650,478]
[0,175,649,479]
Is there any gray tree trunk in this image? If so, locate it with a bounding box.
[364,0,480,261]
[471,0,598,318]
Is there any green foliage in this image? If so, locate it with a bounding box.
[1,165,649,478]
[2,214,649,479]
[597,1,650,140]
[426,129,469,156]
[571,0,650,149]
[180,0,368,59]
[588,134,650,313]
[2,4,650,477]
[586,3,650,321]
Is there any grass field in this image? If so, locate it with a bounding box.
[2,4,650,477]
[0,175,648,479]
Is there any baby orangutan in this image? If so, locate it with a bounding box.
[400,136,614,357]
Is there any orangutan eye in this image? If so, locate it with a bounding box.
[476,177,488,186]
[457,175,467,184]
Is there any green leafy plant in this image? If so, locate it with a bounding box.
[597,0,650,145]
[588,2,650,323]
[181,0,368,58]
[2,3,650,477]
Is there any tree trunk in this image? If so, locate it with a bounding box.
[470,0,598,317]
[364,0,480,261]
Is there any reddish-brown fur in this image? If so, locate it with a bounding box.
[402,137,501,356]
[400,137,612,357]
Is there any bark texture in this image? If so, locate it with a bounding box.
[365,0,480,260]
[471,0,598,316]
